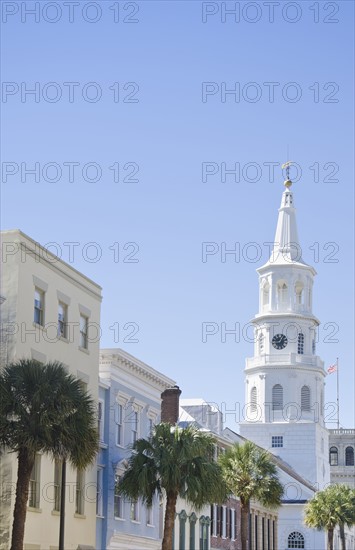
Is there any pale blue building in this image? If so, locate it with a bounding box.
[96,348,175,550]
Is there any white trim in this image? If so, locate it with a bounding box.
[31,348,46,364]
[32,275,48,292]
[56,290,71,305]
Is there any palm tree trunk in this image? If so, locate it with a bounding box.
[240,500,250,550]
[10,449,35,550]
[327,528,334,550]
[339,523,346,550]
[161,491,177,550]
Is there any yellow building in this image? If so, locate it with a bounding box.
[0,230,102,550]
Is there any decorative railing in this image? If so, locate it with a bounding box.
[329,428,355,435]
[246,354,324,369]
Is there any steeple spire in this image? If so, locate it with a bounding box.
[267,162,306,266]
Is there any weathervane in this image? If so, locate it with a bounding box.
[281,161,293,188]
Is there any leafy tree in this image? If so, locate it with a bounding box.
[118,422,227,550]
[219,440,283,550]
[304,484,355,550]
[0,359,98,550]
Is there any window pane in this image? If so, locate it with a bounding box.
[75,471,84,514]
[345,446,354,466]
[34,289,44,325]
[28,455,41,508]
[80,315,88,348]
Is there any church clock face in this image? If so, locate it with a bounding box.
[272,333,288,350]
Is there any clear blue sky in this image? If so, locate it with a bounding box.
[1,1,354,428]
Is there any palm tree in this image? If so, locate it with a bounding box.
[0,359,98,550]
[219,440,283,550]
[118,422,227,550]
[304,484,355,550]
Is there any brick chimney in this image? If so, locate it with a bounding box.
[161,385,182,425]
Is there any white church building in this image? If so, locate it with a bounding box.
[240,176,331,549]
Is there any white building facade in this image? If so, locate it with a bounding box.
[0,229,102,550]
[239,181,330,550]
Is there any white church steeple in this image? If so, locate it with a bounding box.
[240,167,330,493]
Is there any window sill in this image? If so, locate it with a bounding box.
[78,346,90,355]
[114,517,125,522]
[146,523,155,528]
[99,441,108,449]
[27,507,42,513]
[96,515,105,519]
[32,322,44,330]
[51,510,60,516]
[58,336,69,343]
[130,520,141,524]
[115,443,125,449]
[74,513,86,519]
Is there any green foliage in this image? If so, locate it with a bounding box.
[0,359,98,469]
[218,440,283,508]
[118,422,227,508]
[304,484,355,532]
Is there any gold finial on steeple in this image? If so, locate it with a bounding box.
[282,161,293,188]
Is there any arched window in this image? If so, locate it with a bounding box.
[262,282,270,309]
[272,384,283,411]
[277,282,288,307]
[295,282,304,305]
[301,386,311,411]
[298,333,304,354]
[250,387,257,413]
[288,531,305,548]
[329,447,338,466]
[345,446,354,466]
[258,333,264,354]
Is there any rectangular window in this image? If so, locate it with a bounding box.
[231,509,235,540]
[199,522,208,550]
[217,505,223,537]
[116,403,123,446]
[267,518,270,550]
[114,474,123,518]
[34,289,44,326]
[211,504,217,537]
[79,314,88,349]
[262,517,265,550]
[179,514,186,550]
[146,505,153,525]
[75,470,85,515]
[53,459,62,512]
[57,302,67,338]
[226,508,231,539]
[255,515,258,550]
[96,469,103,516]
[132,410,138,444]
[98,400,104,442]
[272,435,283,448]
[222,506,226,538]
[190,518,196,550]
[28,454,41,508]
[130,500,139,522]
